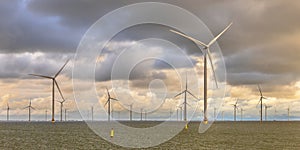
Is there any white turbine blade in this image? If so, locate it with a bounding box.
[186,102,192,107]
[207,48,218,88]
[104,99,109,107]
[54,59,69,78]
[174,91,185,98]
[106,87,110,98]
[207,22,233,47]
[257,84,263,97]
[54,80,65,101]
[111,98,118,101]
[186,90,199,100]
[256,99,261,108]
[29,74,53,79]
[31,106,36,110]
[169,29,208,47]
[235,98,239,105]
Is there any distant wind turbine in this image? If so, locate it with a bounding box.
[45,109,48,121]
[91,106,94,122]
[104,88,118,122]
[24,99,35,122]
[274,106,277,121]
[231,99,239,121]
[264,104,272,121]
[170,22,233,123]
[257,84,267,123]
[64,109,67,121]
[287,106,290,121]
[125,103,133,121]
[140,108,143,121]
[213,107,217,121]
[177,105,183,121]
[29,59,69,123]
[144,109,147,121]
[240,108,245,121]
[56,99,66,122]
[6,103,10,121]
[221,111,224,121]
[174,75,198,121]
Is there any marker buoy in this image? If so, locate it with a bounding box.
[110,128,114,138]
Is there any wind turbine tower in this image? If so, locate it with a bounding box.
[57,99,66,122]
[29,60,69,123]
[24,99,35,122]
[6,103,10,121]
[264,104,272,121]
[232,99,239,121]
[104,88,118,122]
[170,22,232,123]
[257,85,267,123]
[174,75,198,121]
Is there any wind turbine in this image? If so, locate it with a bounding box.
[104,88,118,122]
[274,106,277,121]
[240,108,245,121]
[213,107,217,121]
[64,109,67,121]
[257,84,267,123]
[176,105,183,121]
[287,106,290,121]
[174,75,198,121]
[221,111,224,121]
[144,109,147,121]
[29,59,69,123]
[6,103,10,121]
[264,104,272,121]
[140,108,143,121]
[231,99,239,121]
[125,103,133,121]
[24,99,35,122]
[91,106,94,122]
[56,99,66,122]
[170,22,233,123]
[45,109,48,121]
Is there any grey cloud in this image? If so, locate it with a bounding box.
[0,0,300,91]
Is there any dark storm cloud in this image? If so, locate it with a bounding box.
[1,0,300,90]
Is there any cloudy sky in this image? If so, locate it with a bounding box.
[0,0,300,121]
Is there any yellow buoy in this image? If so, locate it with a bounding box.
[110,128,114,138]
[185,124,188,129]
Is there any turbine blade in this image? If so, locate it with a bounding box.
[31,106,36,110]
[235,98,239,105]
[186,90,199,100]
[257,84,263,97]
[23,106,29,109]
[207,22,233,47]
[169,29,208,47]
[256,99,261,108]
[54,59,69,78]
[29,74,53,79]
[106,87,110,97]
[186,102,192,107]
[174,91,185,98]
[111,98,118,101]
[54,80,65,101]
[207,48,218,88]
[104,99,109,107]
